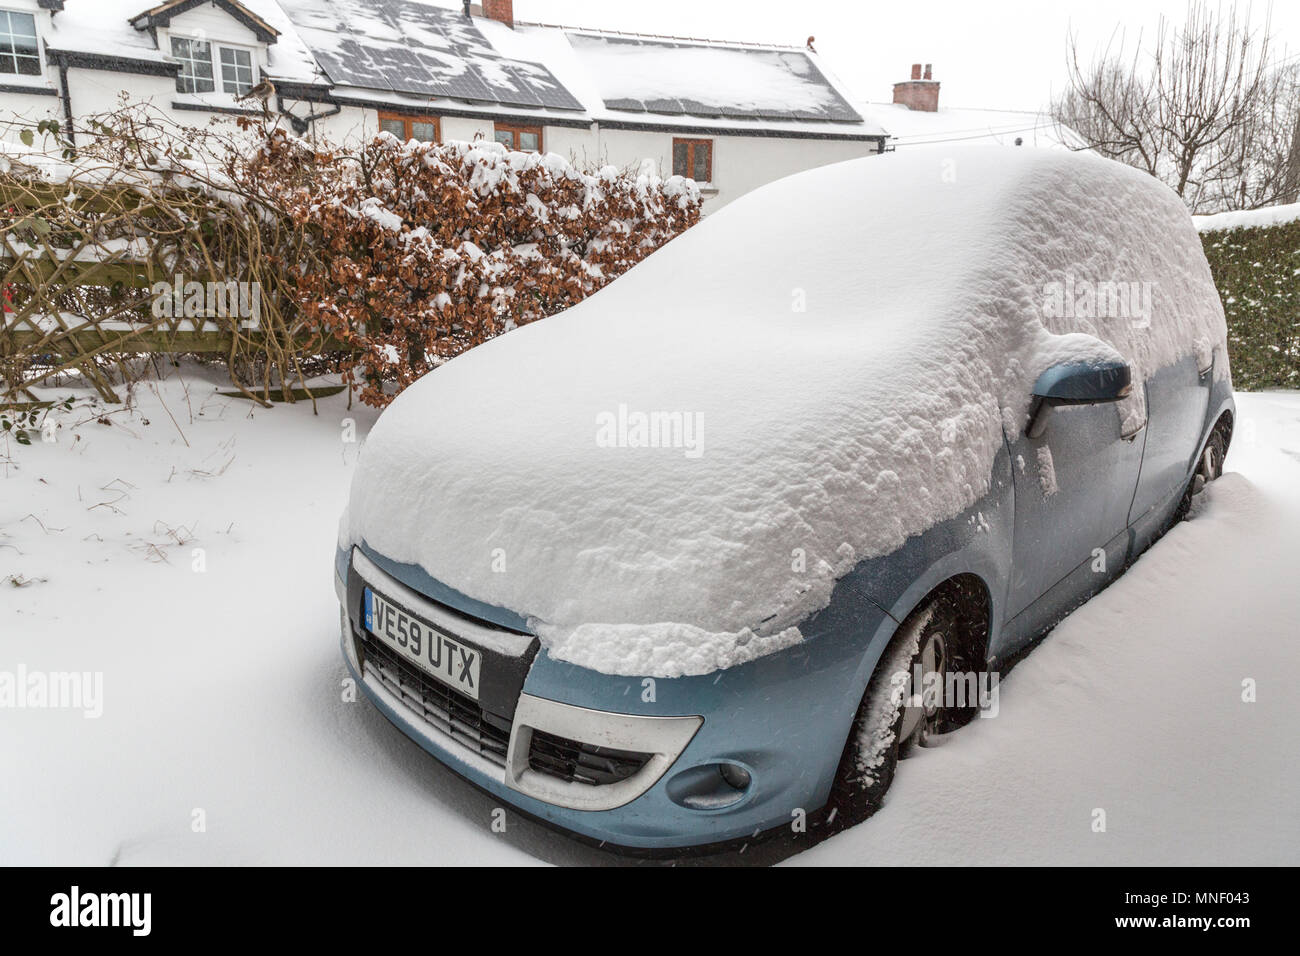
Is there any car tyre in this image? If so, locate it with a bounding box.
[824,589,977,833]
[1174,417,1232,524]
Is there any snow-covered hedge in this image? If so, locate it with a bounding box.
[0,109,702,407]
[260,131,701,405]
[1198,212,1300,390]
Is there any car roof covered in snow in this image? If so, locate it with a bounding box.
[343,130,1224,679]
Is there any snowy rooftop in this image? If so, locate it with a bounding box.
[37,0,882,137]
[275,0,583,110]
[563,32,864,124]
[42,0,322,82]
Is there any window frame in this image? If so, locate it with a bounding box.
[170,35,216,94]
[169,34,260,98]
[218,43,256,96]
[376,111,441,143]
[0,8,44,80]
[672,137,713,184]
[493,122,543,153]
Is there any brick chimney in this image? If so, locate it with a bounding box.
[892,62,939,112]
[482,0,514,28]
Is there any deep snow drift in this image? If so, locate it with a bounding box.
[1,375,1295,865]
[342,147,1228,677]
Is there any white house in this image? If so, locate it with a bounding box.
[0,0,887,208]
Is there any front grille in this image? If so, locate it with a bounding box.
[356,619,651,789]
[528,729,653,786]
[361,634,511,767]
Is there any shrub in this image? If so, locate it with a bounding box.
[0,107,702,407]
[253,130,700,406]
[1199,217,1300,391]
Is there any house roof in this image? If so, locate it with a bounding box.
[42,0,320,81]
[275,0,583,111]
[130,0,281,44]
[562,32,863,124]
[863,102,1085,150]
[475,16,883,139]
[36,0,883,138]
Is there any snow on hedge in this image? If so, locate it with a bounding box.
[342,147,1227,678]
[1193,201,1300,233]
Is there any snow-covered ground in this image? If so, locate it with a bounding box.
[2,365,1297,865]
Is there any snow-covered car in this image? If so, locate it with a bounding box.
[333,147,1234,851]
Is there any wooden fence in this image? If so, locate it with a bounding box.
[1,178,341,404]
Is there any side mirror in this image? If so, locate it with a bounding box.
[1027,359,1132,438]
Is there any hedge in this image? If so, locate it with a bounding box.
[1199,217,1300,391]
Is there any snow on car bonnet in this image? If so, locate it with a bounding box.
[343,148,1227,677]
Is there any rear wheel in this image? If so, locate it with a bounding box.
[824,586,983,832]
[1199,423,1228,483]
[1174,416,1232,523]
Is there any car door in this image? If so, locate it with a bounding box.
[1003,397,1144,636]
[1127,349,1214,533]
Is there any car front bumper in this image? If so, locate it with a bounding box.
[337,545,891,850]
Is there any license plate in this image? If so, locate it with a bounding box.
[364,587,481,700]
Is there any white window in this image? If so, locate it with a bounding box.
[171,37,258,97]
[0,10,41,77]
[219,46,254,96]
[171,36,214,93]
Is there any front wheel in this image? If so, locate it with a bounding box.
[824,590,977,832]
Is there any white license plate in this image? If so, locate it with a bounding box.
[364,587,482,700]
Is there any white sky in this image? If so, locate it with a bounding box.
[490,0,1300,112]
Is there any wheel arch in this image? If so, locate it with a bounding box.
[891,572,993,671]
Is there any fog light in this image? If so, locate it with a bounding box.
[666,762,754,810]
[719,762,751,791]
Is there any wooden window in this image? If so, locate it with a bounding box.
[172,37,259,96]
[219,46,255,96]
[171,36,215,93]
[377,112,440,143]
[672,138,712,183]
[0,10,40,77]
[493,123,542,152]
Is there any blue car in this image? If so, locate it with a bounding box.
[334,149,1233,852]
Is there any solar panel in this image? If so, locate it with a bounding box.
[511,61,586,111]
[310,37,396,91]
[375,45,441,95]
[564,32,866,124]
[675,97,725,119]
[604,97,645,113]
[642,98,684,115]
[278,0,586,111]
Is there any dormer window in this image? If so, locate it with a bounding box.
[0,10,40,77]
[171,37,214,93]
[170,36,258,96]
[219,46,254,95]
